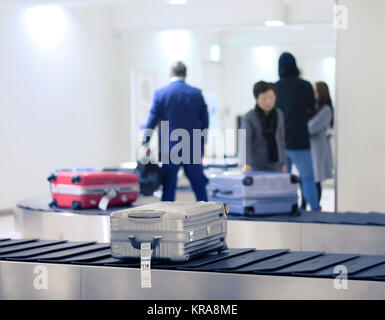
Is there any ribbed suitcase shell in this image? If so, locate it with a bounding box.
[210,196,298,215]
[110,201,227,262]
[208,171,298,215]
[208,171,297,199]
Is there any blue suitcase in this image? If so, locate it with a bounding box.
[208,171,299,216]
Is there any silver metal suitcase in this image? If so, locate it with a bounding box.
[110,201,228,262]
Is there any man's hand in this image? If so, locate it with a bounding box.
[243,164,252,173]
[281,164,287,173]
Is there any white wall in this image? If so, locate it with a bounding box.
[119,30,216,91]
[0,5,130,209]
[336,0,385,212]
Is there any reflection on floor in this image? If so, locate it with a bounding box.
[0,186,335,240]
[319,187,335,212]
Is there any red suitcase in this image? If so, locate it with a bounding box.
[48,171,139,210]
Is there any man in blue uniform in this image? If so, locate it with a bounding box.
[143,62,209,201]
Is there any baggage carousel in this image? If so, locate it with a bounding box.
[14,197,385,254]
[1,238,385,299]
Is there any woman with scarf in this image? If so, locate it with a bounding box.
[241,81,286,173]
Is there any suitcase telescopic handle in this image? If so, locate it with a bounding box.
[126,210,164,219]
[128,235,162,250]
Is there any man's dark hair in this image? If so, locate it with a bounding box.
[171,61,187,78]
[253,81,277,99]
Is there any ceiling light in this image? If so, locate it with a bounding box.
[210,44,221,62]
[23,5,67,48]
[265,0,286,27]
[160,30,191,60]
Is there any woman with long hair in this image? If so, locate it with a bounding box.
[307,81,334,208]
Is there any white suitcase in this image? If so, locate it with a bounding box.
[110,201,228,262]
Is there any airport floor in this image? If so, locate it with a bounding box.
[0,186,335,240]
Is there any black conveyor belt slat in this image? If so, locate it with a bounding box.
[57,249,112,263]
[151,248,256,270]
[4,238,385,282]
[222,251,324,273]
[311,213,341,224]
[180,249,289,271]
[349,263,385,280]
[17,197,385,227]
[17,197,127,216]
[37,243,110,261]
[367,212,385,226]
[336,212,371,225]
[5,241,97,260]
[0,238,11,242]
[82,257,122,266]
[0,240,66,256]
[105,249,257,269]
[275,254,359,274]
[227,210,385,227]
[0,239,39,248]
[105,258,200,268]
[293,255,385,278]
[105,260,141,267]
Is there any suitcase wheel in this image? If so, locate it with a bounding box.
[72,201,82,210]
[244,206,255,216]
[290,174,301,184]
[242,176,253,186]
[71,175,82,183]
[291,203,300,216]
[47,174,57,182]
[218,243,228,253]
[49,199,57,208]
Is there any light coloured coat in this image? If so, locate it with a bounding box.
[308,106,334,182]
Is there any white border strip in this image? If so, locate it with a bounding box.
[51,183,139,195]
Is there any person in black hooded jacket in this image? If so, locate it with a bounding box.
[275,52,320,211]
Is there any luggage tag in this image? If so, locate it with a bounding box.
[141,242,152,288]
[98,188,119,211]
